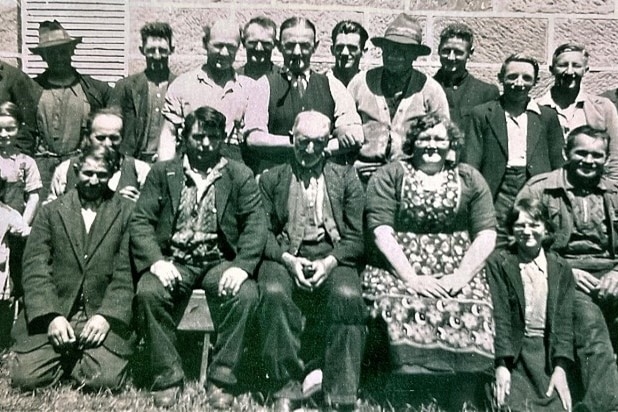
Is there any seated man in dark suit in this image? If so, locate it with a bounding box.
[258,111,366,411]
[131,106,266,409]
[9,144,134,391]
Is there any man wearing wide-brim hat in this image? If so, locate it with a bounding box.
[348,13,450,179]
[30,20,111,200]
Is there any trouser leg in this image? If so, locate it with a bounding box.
[199,261,259,387]
[318,266,367,405]
[134,269,195,390]
[71,345,129,391]
[9,343,63,390]
[257,260,305,397]
[494,168,527,247]
[573,290,618,411]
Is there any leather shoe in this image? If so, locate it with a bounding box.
[151,386,181,408]
[273,397,298,412]
[207,382,235,410]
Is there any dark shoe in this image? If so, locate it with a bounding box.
[273,397,298,412]
[322,402,356,412]
[151,386,181,408]
[207,382,235,410]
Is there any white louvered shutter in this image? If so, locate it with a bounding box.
[22,0,128,83]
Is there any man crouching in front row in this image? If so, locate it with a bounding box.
[131,106,266,408]
[10,144,135,391]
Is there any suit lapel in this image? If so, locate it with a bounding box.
[503,253,526,317]
[85,195,122,260]
[58,191,86,270]
[215,167,231,223]
[526,110,542,162]
[487,102,509,157]
[277,164,294,223]
[131,73,148,117]
[545,253,561,327]
[324,163,341,208]
[166,160,184,216]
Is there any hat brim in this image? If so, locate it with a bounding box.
[372,36,431,56]
[29,37,82,54]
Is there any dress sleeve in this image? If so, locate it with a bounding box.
[365,163,402,231]
[459,164,496,237]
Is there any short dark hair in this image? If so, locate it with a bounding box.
[280,17,316,43]
[140,22,174,50]
[203,21,242,45]
[498,53,540,83]
[439,23,474,50]
[181,106,227,141]
[331,20,368,50]
[0,101,23,125]
[565,125,610,155]
[551,42,589,67]
[83,107,123,139]
[403,112,463,165]
[505,197,555,248]
[73,144,120,177]
[242,16,277,42]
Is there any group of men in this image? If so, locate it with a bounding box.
[4,10,618,412]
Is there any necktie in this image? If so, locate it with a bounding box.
[294,73,307,99]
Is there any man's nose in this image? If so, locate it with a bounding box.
[292,43,302,55]
[341,45,350,56]
[89,175,100,185]
[219,46,230,56]
[447,50,456,60]
[583,154,595,163]
[513,76,525,86]
[255,41,264,51]
[305,142,315,153]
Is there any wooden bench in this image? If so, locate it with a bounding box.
[177,289,215,385]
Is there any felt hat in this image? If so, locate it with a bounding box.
[371,13,431,56]
[30,20,82,54]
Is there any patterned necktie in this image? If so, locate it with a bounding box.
[294,73,307,99]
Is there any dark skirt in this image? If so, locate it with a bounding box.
[503,336,567,411]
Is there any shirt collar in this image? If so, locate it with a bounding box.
[182,154,228,180]
[196,65,239,86]
[519,247,547,275]
[435,69,469,87]
[538,88,587,108]
[560,167,607,192]
[525,98,542,115]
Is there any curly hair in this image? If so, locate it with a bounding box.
[402,113,464,166]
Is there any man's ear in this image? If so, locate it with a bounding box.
[289,130,294,145]
[469,46,475,56]
[330,44,335,56]
[314,40,320,51]
[139,45,145,56]
[72,162,81,176]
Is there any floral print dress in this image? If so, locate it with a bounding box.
[362,161,494,373]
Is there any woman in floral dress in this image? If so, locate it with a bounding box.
[363,113,497,376]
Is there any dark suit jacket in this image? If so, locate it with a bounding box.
[109,71,176,158]
[34,70,111,111]
[130,157,266,276]
[486,248,575,370]
[434,70,500,131]
[463,98,564,198]
[13,190,135,355]
[0,61,41,155]
[259,161,364,267]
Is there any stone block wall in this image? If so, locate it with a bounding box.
[5,0,618,96]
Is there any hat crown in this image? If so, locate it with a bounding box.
[31,20,81,52]
[383,13,423,44]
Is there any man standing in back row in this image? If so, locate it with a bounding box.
[110,22,176,164]
[434,23,499,132]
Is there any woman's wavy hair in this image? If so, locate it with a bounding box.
[402,112,464,166]
[505,197,555,250]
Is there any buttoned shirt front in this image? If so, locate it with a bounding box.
[505,99,542,167]
[519,248,548,337]
[163,66,266,142]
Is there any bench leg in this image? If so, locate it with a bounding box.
[199,333,210,386]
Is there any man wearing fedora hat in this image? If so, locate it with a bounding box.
[30,20,112,201]
[347,13,449,179]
